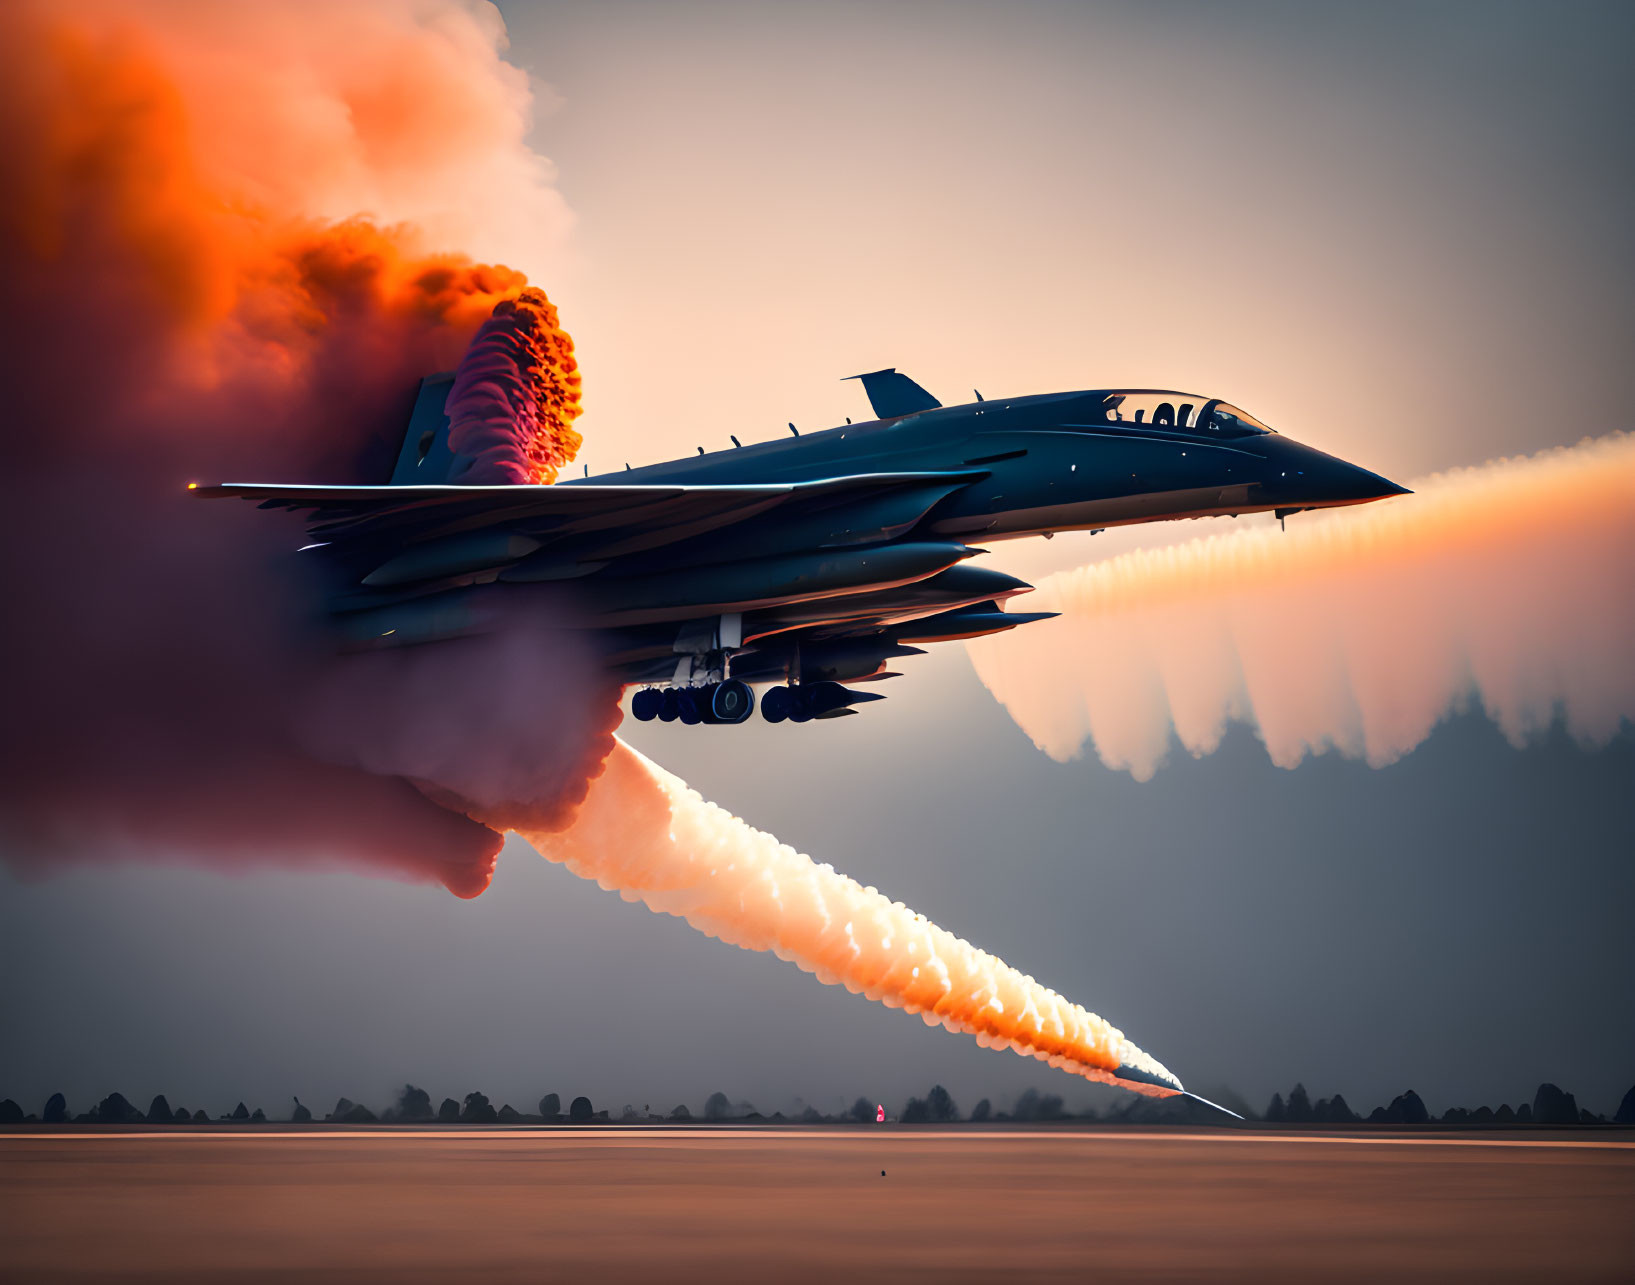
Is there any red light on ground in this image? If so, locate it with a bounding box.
[875,1105,885,1123]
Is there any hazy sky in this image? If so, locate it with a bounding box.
[2,0,1631,1121]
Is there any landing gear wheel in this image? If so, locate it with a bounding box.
[786,686,813,724]
[761,685,789,723]
[710,679,755,724]
[631,688,662,722]
[675,689,702,724]
[658,690,680,723]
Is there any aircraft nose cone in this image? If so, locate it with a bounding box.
[1270,442,1411,509]
[1334,463,1412,502]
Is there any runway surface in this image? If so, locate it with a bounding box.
[3,1127,1632,1281]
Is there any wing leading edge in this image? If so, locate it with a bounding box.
[192,471,987,594]
[194,472,979,533]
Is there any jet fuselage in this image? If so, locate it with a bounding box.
[573,387,1404,541]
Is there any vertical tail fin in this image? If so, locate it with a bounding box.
[843,369,942,420]
[389,373,460,484]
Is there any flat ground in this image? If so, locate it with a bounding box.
[2,1127,1632,1282]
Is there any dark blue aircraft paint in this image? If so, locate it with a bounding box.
[197,368,1407,721]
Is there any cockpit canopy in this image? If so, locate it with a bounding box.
[1095,391,1274,439]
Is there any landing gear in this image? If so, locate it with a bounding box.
[631,680,756,725]
[760,684,815,722]
[759,683,825,722]
[760,685,790,724]
[758,680,817,719]
[631,678,872,726]
[709,679,754,723]
[760,680,877,722]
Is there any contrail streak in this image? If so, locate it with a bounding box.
[968,435,1635,778]
[516,740,1184,1098]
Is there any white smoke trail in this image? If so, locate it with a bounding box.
[516,740,1182,1097]
[967,435,1635,778]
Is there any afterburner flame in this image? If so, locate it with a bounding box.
[446,287,583,484]
[969,435,1635,777]
[518,741,1181,1096]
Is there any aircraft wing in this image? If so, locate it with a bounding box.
[197,479,789,540]
[193,471,985,571]
[193,469,1055,701]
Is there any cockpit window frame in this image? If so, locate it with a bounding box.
[1084,390,1275,438]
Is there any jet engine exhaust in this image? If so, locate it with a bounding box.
[515,739,1189,1101]
[969,435,1635,778]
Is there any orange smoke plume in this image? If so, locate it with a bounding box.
[446,287,583,484]
[2,0,547,473]
[31,0,568,271]
[519,741,1182,1096]
[968,435,1635,778]
[1,0,616,896]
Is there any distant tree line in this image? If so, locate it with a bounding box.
[2,1079,1631,1128]
[1257,1081,1624,1127]
[0,1086,616,1127]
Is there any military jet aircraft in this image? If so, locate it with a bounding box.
[195,369,1406,725]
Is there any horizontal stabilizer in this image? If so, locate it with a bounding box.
[844,368,941,419]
